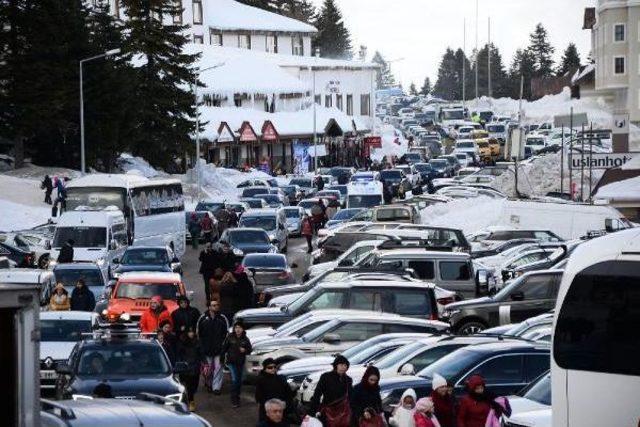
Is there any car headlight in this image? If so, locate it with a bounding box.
[165,393,183,402]
[232,248,244,256]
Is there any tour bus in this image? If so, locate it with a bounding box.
[346,180,383,209]
[552,228,640,427]
[64,174,186,257]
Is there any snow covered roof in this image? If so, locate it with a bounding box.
[595,175,640,201]
[571,64,595,86]
[204,0,317,33]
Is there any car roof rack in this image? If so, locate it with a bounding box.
[85,322,155,340]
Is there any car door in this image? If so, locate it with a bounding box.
[314,321,384,356]
[459,354,526,397]
[507,274,558,323]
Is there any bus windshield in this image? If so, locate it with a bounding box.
[66,187,126,211]
[443,110,465,120]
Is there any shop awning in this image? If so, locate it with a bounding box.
[238,121,259,143]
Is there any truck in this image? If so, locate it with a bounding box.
[0,283,41,427]
[346,180,384,209]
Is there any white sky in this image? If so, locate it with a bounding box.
[311,0,594,88]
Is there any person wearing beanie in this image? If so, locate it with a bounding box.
[389,388,417,427]
[414,398,441,427]
[139,295,172,333]
[220,321,252,408]
[171,295,201,337]
[309,354,353,426]
[457,374,507,427]
[255,358,294,422]
[350,366,383,426]
[430,373,456,427]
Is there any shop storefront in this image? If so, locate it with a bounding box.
[238,121,260,168]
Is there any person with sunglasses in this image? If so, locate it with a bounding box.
[255,358,294,423]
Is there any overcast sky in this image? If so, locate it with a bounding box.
[311,0,594,88]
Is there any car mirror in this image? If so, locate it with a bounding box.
[55,363,72,375]
[511,291,525,301]
[173,361,189,374]
[322,333,341,344]
[399,363,415,375]
[112,258,119,265]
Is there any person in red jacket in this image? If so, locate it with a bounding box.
[139,296,173,333]
[430,373,456,427]
[457,375,505,427]
[413,397,440,427]
[301,214,314,253]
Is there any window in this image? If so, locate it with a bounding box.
[266,34,278,53]
[518,275,554,300]
[614,23,625,42]
[440,261,471,281]
[349,290,383,311]
[336,94,343,111]
[408,345,466,372]
[467,355,523,384]
[407,261,435,280]
[238,34,251,49]
[329,322,383,341]
[614,56,625,75]
[524,355,550,382]
[360,94,371,115]
[394,291,432,317]
[193,35,204,44]
[192,0,202,24]
[325,94,332,108]
[172,0,182,24]
[292,35,304,56]
[307,291,345,311]
[346,95,353,116]
[210,29,222,46]
[554,261,640,376]
[111,223,128,247]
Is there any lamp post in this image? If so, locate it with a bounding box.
[79,48,121,174]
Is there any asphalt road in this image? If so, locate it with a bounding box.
[182,235,313,426]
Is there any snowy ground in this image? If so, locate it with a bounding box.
[420,197,506,235]
[0,174,52,231]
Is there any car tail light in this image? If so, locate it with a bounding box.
[437,297,456,306]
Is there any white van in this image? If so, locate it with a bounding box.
[48,207,127,274]
[346,180,384,209]
[551,228,640,427]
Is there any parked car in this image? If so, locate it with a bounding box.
[241,186,270,199]
[225,201,250,217]
[279,185,302,205]
[194,200,226,214]
[327,185,348,206]
[288,177,315,196]
[242,253,293,295]
[369,204,421,224]
[255,193,286,208]
[217,228,277,260]
[282,206,305,236]
[1,232,50,268]
[324,208,365,229]
[110,246,181,279]
[429,158,453,178]
[239,197,269,209]
[380,169,412,196]
[238,209,288,252]
[505,371,551,423]
[0,241,35,268]
[305,239,383,280]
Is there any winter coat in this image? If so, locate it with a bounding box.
[139,305,173,333]
[198,249,218,274]
[430,391,456,427]
[42,176,53,191]
[171,304,201,335]
[197,312,229,356]
[200,215,214,232]
[350,382,382,426]
[309,370,353,415]
[389,389,417,427]
[233,271,254,312]
[70,286,95,311]
[161,333,178,365]
[215,251,236,272]
[317,178,325,191]
[220,331,252,365]
[177,337,204,375]
[215,272,237,312]
[49,293,71,311]
[456,395,491,427]
[301,218,313,236]
[255,371,295,420]
[227,210,239,227]
[413,412,440,427]
[57,243,74,263]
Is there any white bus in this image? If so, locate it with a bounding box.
[552,228,640,427]
[346,180,383,209]
[64,174,186,257]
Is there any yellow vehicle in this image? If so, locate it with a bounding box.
[471,130,490,140]
[477,141,492,162]
[488,138,501,156]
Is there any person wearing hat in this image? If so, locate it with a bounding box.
[220,321,252,408]
[139,295,173,333]
[309,355,353,426]
[457,374,509,427]
[413,397,440,427]
[350,365,383,426]
[49,283,71,311]
[255,358,294,422]
[389,388,417,427]
[430,373,456,427]
[177,326,204,411]
[171,295,201,337]
[70,278,95,312]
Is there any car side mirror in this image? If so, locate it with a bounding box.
[112,258,119,265]
[55,363,72,375]
[322,333,341,344]
[173,361,189,374]
[511,291,525,301]
[399,363,415,375]
[44,240,51,250]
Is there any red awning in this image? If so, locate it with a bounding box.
[238,121,259,143]
[261,120,279,143]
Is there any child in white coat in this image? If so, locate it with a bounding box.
[389,388,417,427]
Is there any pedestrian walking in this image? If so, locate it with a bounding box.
[41,175,53,205]
[457,375,510,427]
[177,327,204,412]
[301,214,314,254]
[52,176,68,215]
[57,239,74,263]
[218,271,238,321]
[309,355,353,427]
[255,358,295,422]
[316,176,325,191]
[350,366,383,427]
[188,213,202,250]
[220,321,252,408]
[208,268,225,303]
[413,398,440,427]
[197,300,229,394]
[430,374,456,427]
[227,206,239,228]
[233,265,255,311]
[217,242,237,272]
[49,283,70,311]
[257,398,290,427]
[157,320,177,365]
[200,213,215,244]
[388,388,417,427]
[199,243,217,304]
[171,295,201,337]
[70,279,95,312]
[139,296,172,333]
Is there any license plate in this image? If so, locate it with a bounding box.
[41,370,57,380]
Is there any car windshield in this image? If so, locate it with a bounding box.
[77,343,170,376]
[243,188,269,198]
[487,125,505,132]
[41,319,93,342]
[380,170,402,180]
[242,255,286,269]
[332,209,363,221]
[290,179,312,188]
[347,195,382,209]
[374,342,424,369]
[242,199,263,208]
[195,202,225,212]
[430,160,447,167]
[121,249,168,265]
[329,186,348,195]
[522,373,551,405]
[230,230,269,244]
[443,110,465,120]
[115,282,180,300]
[417,347,481,380]
[239,216,276,231]
[298,200,316,209]
[283,209,301,218]
[53,227,106,248]
[54,268,104,289]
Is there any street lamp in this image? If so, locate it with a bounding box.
[79,48,121,174]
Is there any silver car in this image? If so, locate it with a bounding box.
[282,206,305,236]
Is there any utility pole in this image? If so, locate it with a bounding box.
[475,0,479,102]
[487,17,492,98]
[463,18,466,108]
[313,69,318,171]
[560,125,565,195]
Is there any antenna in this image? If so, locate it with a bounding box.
[488,17,492,98]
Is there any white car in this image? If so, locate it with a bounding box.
[453,152,473,168]
[456,126,475,139]
[399,108,415,119]
[394,165,419,187]
[505,408,551,427]
[525,135,547,154]
[505,372,550,422]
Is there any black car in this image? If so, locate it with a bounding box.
[378,340,550,416]
[217,228,277,260]
[0,241,35,268]
[55,332,187,401]
[111,246,181,279]
[194,200,226,214]
[379,169,411,196]
[442,270,562,334]
[413,163,438,183]
[428,159,452,178]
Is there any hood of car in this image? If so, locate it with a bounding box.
[40,342,77,362]
[108,299,178,316]
[71,375,182,398]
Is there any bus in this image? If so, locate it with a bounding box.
[64,174,186,257]
[346,180,383,209]
[551,228,640,427]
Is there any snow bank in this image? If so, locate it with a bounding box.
[116,153,167,178]
[0,200,50,232]
[183,161,273,201]
[595,175,640,201]
[420,197,507,235]
[369,124,408,161]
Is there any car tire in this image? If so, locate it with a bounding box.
[456,320,487,335]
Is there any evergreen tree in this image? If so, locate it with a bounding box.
[371,51,396,89]
[557,43,581,76]
[121,0,200,169]
[470,43,510,98]
[409,82,418,96]
[282,0,316,23]
[508,48,536,100]
[455,48,473,101]
[314,0,352,59]
[433,48,458,100]
[420,77,432,95]
[528,23,555,78]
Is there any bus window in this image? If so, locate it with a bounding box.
[554,260,640,376]
[130,183,184,216]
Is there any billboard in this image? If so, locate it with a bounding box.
[568,152,638,170]
[293,141,311,175]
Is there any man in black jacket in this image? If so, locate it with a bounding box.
[197,300,229,394]
[57,240,74,263]
[220,321,252,407]
[70,279,95,311]
[199,243,217,304]
[309,355,353,421]
[171,296,201,337]
[255,358,294,422]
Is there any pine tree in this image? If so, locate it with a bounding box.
[528,23,555,78]
[121,0,200,169]
[470,43,510,98]
[420,77,432,95]
[557,43,581,76]
[371,51,396,89]
[314,0,352,59]
[455,48,473,101]
[433,48,459,100]
[282,0,316,23]
[409,82,418,96]
[508,48,537,100]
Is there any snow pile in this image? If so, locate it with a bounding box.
[595,176,640,201]
[184,161,273,200]
[0,199,50,232]
[117,153,167,178]
[369,124,408,161]
[420,197,507,235]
